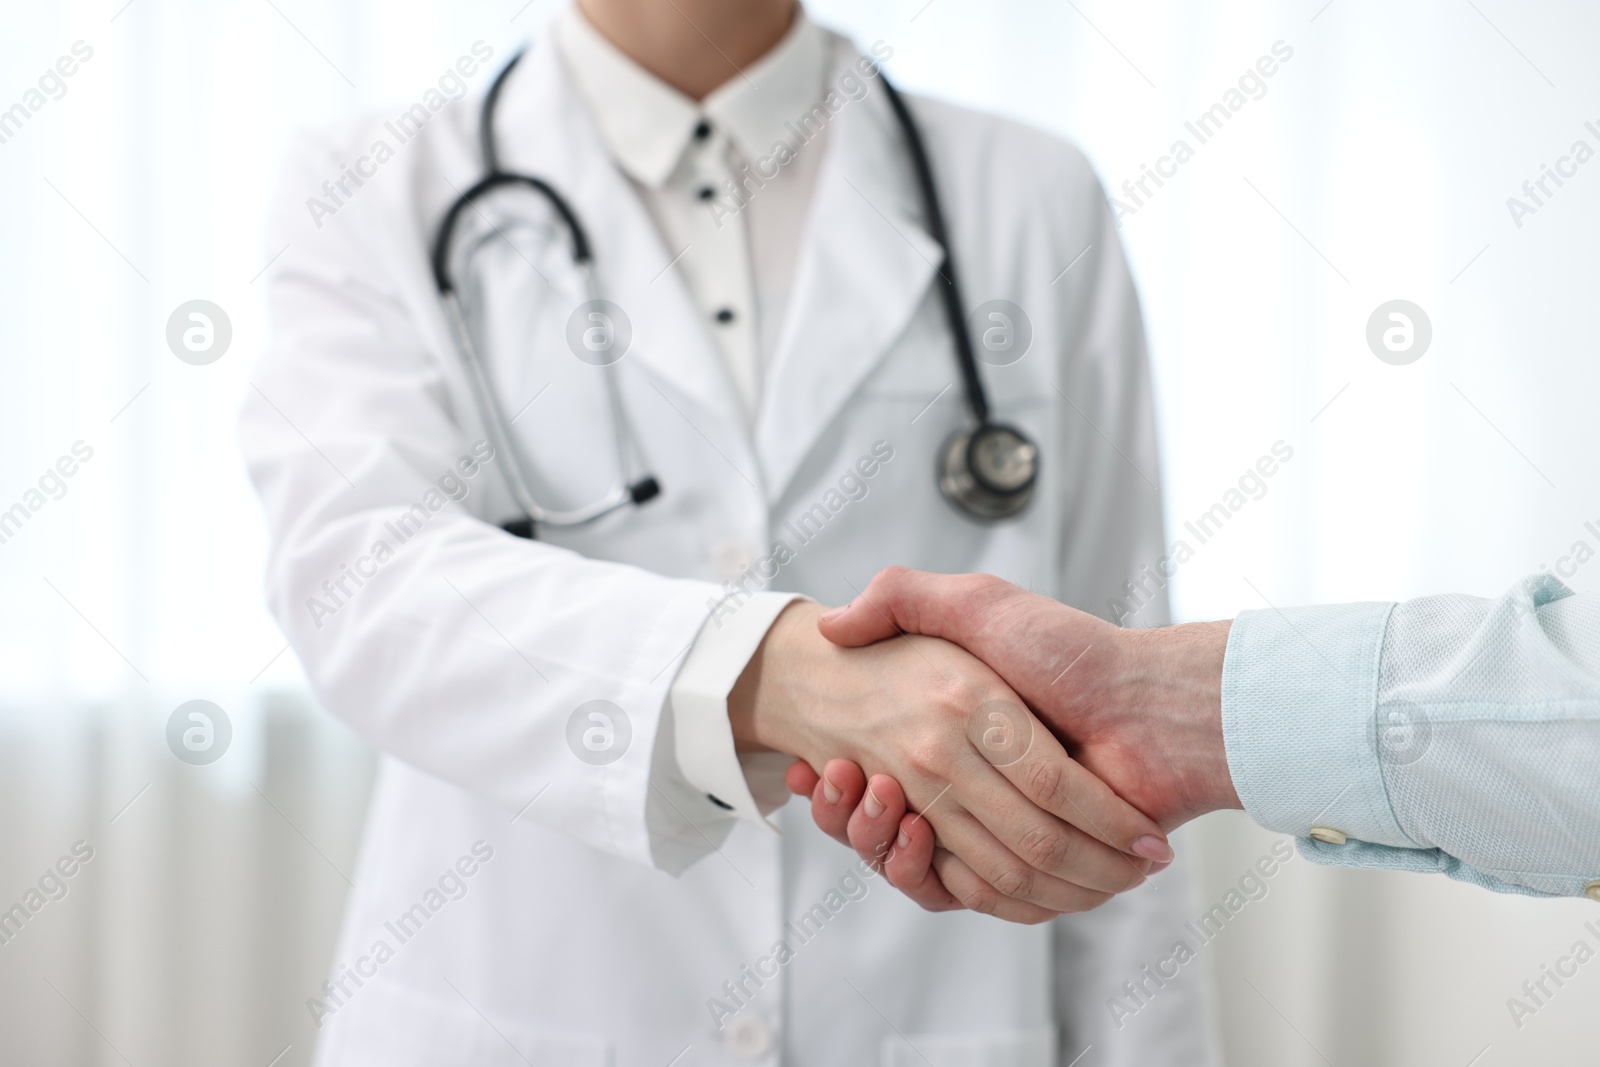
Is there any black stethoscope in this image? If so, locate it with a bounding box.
[431,48,1039,538]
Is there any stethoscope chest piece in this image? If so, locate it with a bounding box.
[938,423,1039,521]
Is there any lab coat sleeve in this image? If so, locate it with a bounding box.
[239,129,733,875]
[1222,574,1600,897]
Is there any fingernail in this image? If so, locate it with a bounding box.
[896,827,911,849]
[864,786,885,819]
[1147,859,1172,875]
[1130,835,1173,862]
[819,604,846,623]
[822,775,842,804]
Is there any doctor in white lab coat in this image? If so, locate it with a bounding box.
[239,2,1214,1064]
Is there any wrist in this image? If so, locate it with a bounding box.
[727,600,822,757]
[1117,619,1241,822]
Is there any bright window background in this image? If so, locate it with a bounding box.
[1,1,1597,1064]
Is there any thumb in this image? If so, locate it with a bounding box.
[817,566,976,647]
[815,566,923,646]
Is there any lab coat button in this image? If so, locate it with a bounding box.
[724,1013,772,1059]
[1585,880,1600,903]
[1308,826,1348,845]
[712,540,753,582]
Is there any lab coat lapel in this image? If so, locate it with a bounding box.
[755,77,942,503]
[491,38,749,440]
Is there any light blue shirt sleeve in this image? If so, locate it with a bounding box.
[1220,574,1600,898]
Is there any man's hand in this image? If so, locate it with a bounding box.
[793,568,1242,914]
[732,601,1173,922]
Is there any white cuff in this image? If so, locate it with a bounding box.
[671,591,805,828]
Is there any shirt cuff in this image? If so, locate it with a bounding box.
[671,591,805,828]
[1220,600,1414,848]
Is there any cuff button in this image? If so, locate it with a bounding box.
[1308,826,1348,845]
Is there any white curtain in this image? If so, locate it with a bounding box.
[2,0,1596,1063]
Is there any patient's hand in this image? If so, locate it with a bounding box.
[735,601,1170,922]
[789,566,1238,917]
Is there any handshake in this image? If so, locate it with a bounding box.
[729,567,1242,925]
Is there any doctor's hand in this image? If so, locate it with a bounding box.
[796,567,1242,917]
[730,601,1172,923]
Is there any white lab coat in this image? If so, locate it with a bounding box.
[240,30,1215,1067]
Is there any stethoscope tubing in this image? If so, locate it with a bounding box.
[434,44,1038,533]
[876,76,991,428]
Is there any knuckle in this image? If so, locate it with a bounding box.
[987,862,1035,901]
[953,879,1000,916]
[877,564,912,586]
[961,572,1008,608]
[905,734,951,778]
[1022,757,1069,810]
[934,675,984,722]
[870,565,911,606]
[961,573,1001,596]
[1017,825,1074,873]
